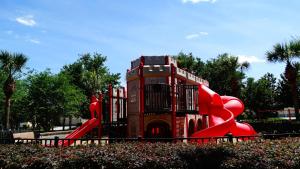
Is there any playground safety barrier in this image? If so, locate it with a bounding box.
[1,133,300,147]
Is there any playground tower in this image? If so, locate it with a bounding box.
[126,56,209,138]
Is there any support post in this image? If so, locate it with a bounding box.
[117,88,120,123]
[54,136,59,148]
[123,87,127,119]
[98,93,103,138]
[116,88,120,135]
[108,84,113,139]
[171,63,177,138]
[109,84,113,123]
[165,56,169,84]
[139,56,145,137]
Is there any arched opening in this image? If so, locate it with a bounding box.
[188,119,195,137]
[197,119,202,131]
[146,121,171,138]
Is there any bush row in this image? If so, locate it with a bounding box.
[0,138,300,169]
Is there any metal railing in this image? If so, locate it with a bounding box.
[3,133,299,147]
[0,136,257,147]
[176,85,198,114]
[144,84,199,114]
[144,84,171,114]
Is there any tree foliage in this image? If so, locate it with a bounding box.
[175,52,205,76]
[22,70,85,131]
[0,50,27,129]
[175,52,248,97]
[62,53,120,97]
[242,73,278,119]
[266,38,300,120]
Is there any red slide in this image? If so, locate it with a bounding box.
[59,118,100,146]
[191,84,256,141]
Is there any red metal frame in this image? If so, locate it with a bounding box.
[185,114,188,137]
[116,88,120,130]
[109,84,113,123]
[139,56,145,137]
[126,79,129,137]
[165,56,169,85]
[171,63,176,138]
[98,93,103,138]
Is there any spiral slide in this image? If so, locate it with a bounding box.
[191,85,256,140]
[58,118,100,146]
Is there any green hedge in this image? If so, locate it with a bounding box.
[0,138,300,169]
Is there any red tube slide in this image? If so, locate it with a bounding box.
[191,85,256,141]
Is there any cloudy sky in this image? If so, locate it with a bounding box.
[1,0,299,84]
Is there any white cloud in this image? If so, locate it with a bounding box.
[16,15,36,26]
[237,55,265,64]
[28,39,40,44]
[182,0,217,4]
[185,34,200,39]
[185,32,208,40]
[199,31,209,35]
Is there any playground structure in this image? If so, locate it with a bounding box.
[61,56,256,145]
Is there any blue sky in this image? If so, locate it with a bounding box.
[1,0,300,85]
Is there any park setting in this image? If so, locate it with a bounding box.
[1,0,300,169]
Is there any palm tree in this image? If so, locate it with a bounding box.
[0,50,27,129]
[239,61,250,74]
[266,38,300,121]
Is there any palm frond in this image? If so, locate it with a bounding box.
[13,53,28,72]
[266,43,287,62]
[0,50,12,70]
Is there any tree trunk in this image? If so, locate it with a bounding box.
[5,97,11,129]
[69,116,72,130]
[291,82,300,120]
[62,117,66,131]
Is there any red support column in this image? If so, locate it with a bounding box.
[122,87,127,119]
[171,63,177,138]
[126,70,129,137]
[139,56,145,137]
[109,84,113,123]
[116,88,120,128]
[98,93,103,138]
[165,56,169,84]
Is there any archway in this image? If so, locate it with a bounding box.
[146,120,171,138]
[188,119,195,137]
[197,119,202,131]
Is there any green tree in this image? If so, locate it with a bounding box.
[0,70,6,128]
[174,52,249,97]
[202,53,248,97]
[174,52,205,76]
[242,77,256,113]
[62,53,120,118]
[276,74,294,109]
[242,73,278,119]
[24,70,84,131]
[62,53,120,97]
[266,38,300,120]
[10,80,29,129]
[0,50,27,129]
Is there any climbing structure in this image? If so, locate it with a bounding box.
[60,55,256,146]
[126,56,256,139]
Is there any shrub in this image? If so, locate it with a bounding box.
[0,138,300,168]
